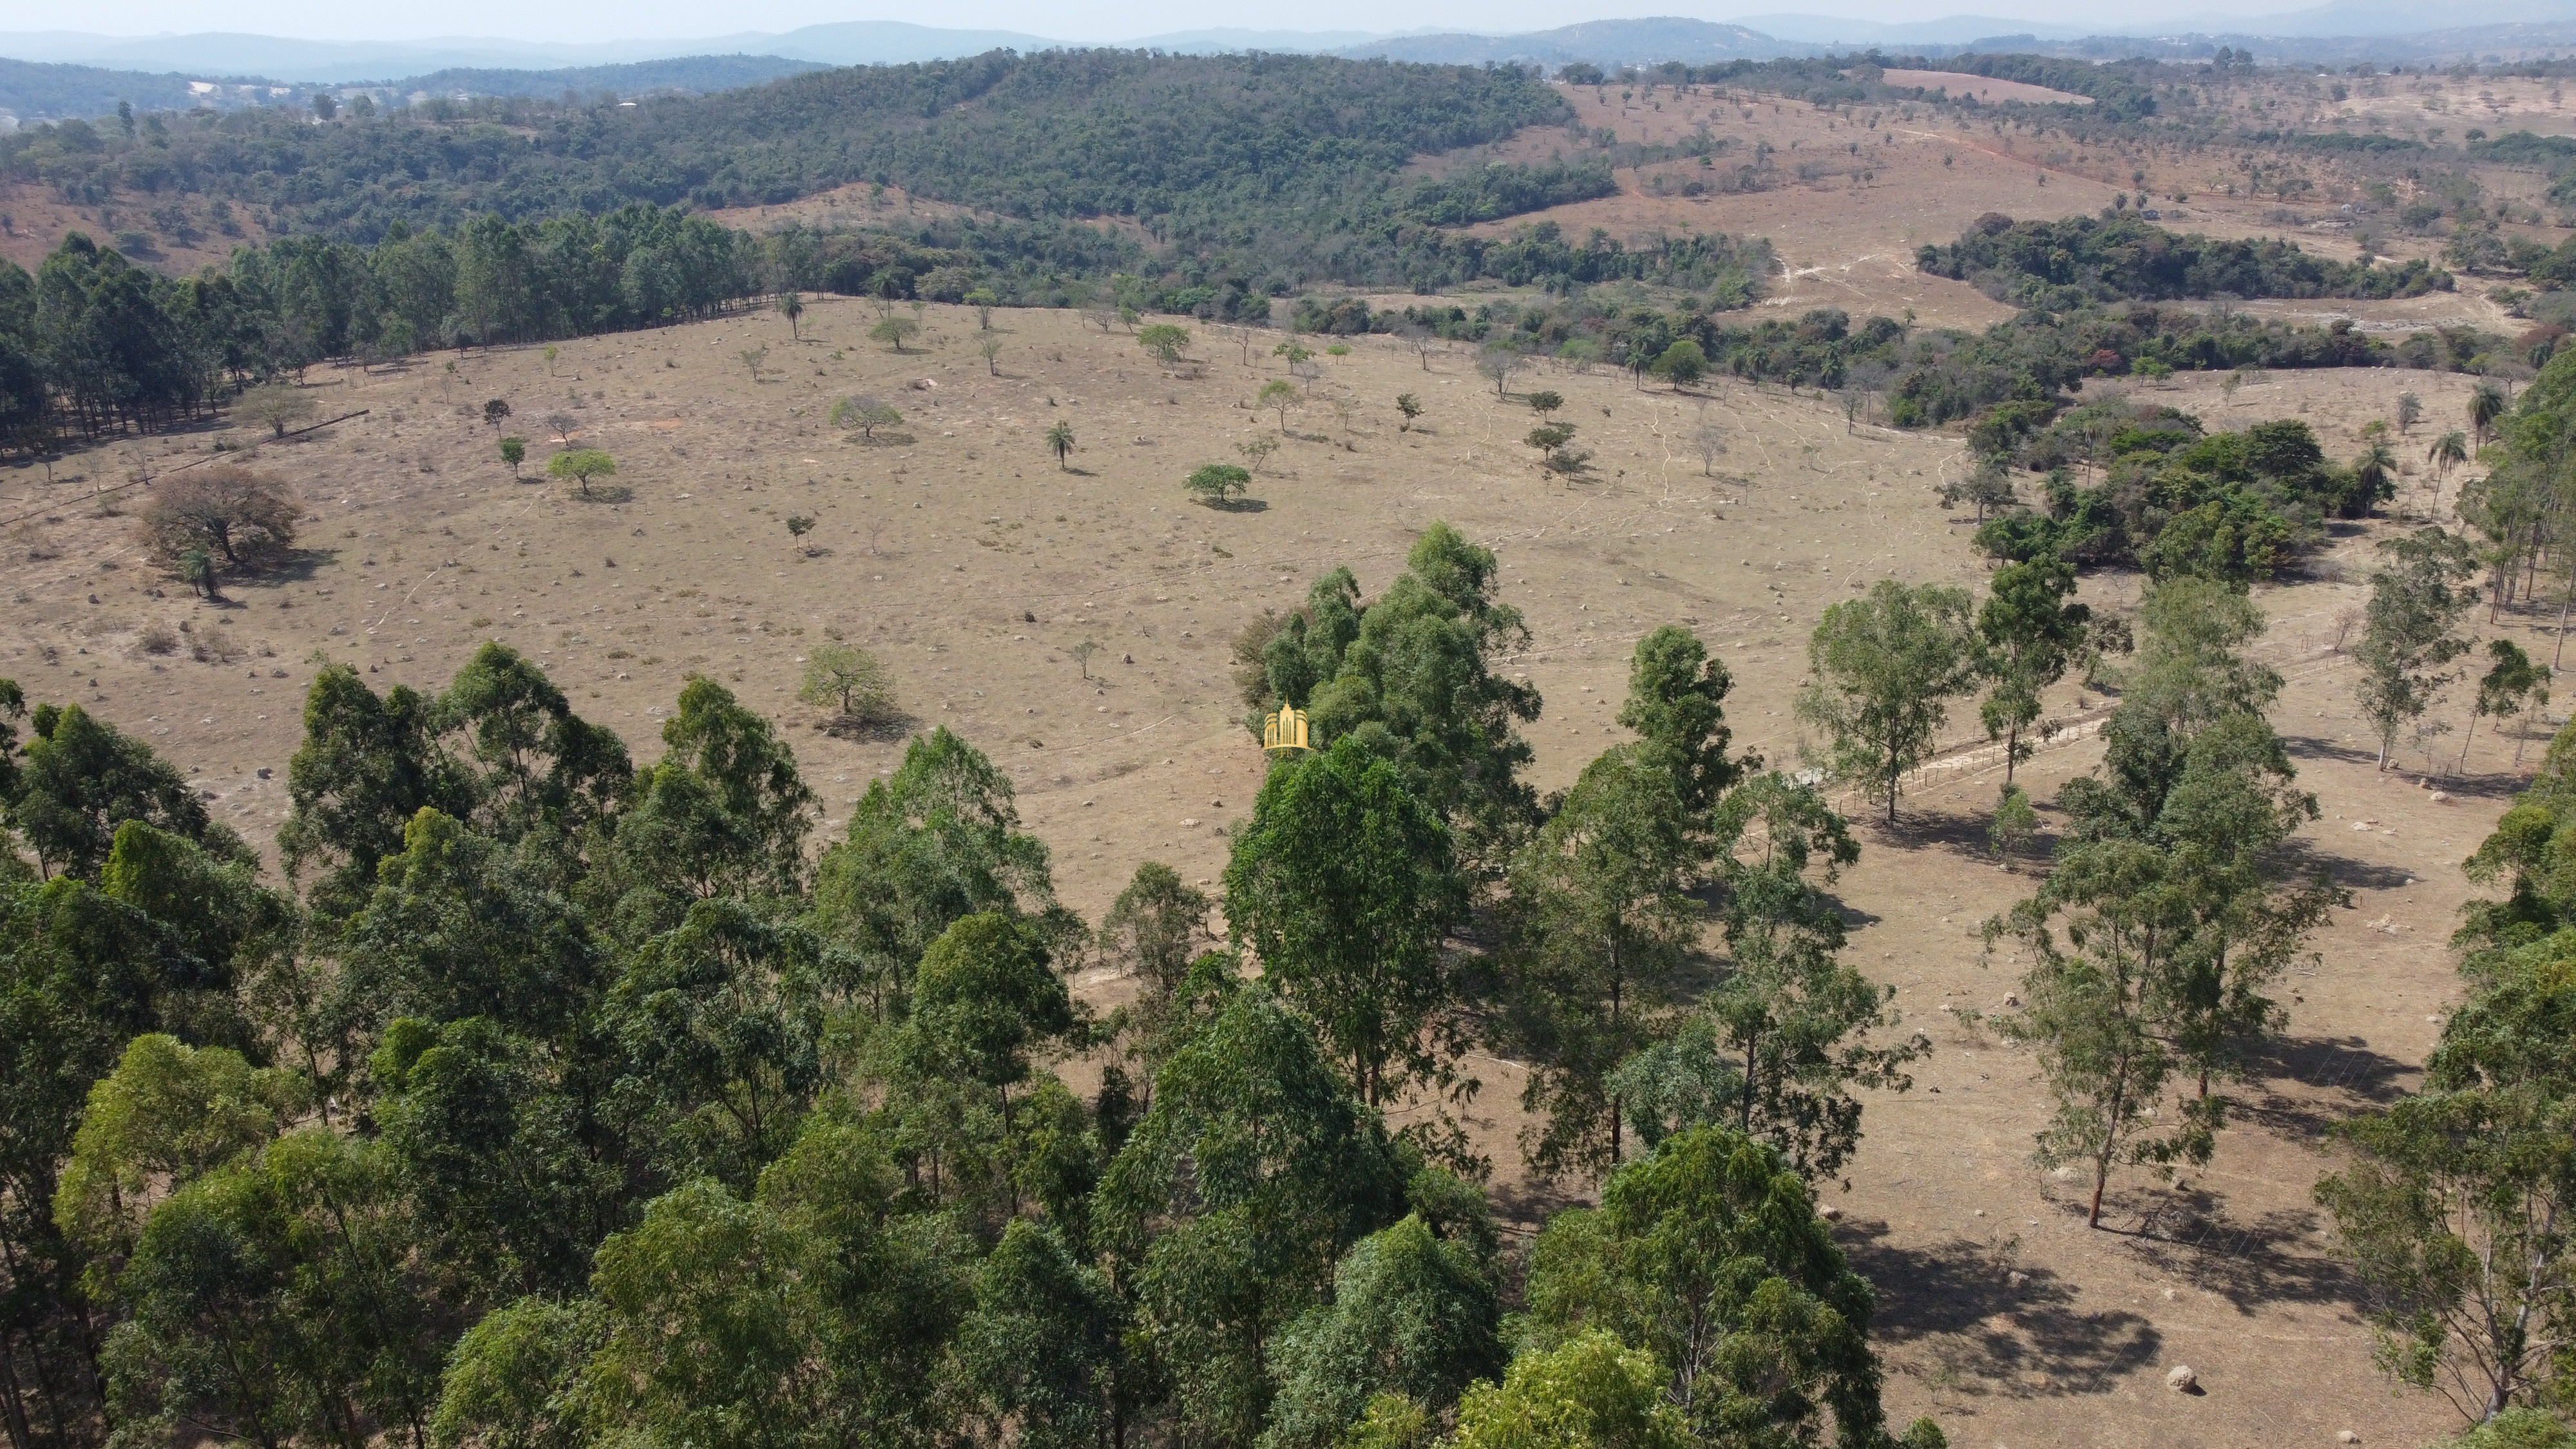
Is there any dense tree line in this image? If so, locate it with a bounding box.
[0,523,1967,1449]
[0,211,761,452]
[0,52,1577,285]
[1969,402,2387,582]
[1918,211,2452,308]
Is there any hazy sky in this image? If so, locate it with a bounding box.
[19,0,2321,44]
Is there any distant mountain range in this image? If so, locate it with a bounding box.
[10,1,2576,123]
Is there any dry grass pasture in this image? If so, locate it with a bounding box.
[13,56,2576,1449]
[0,312,2549,1449]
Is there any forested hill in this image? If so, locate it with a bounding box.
[0,51,1578,251]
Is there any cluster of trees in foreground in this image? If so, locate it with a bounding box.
[3,494,2567,1444]
[1,521,1965,1449]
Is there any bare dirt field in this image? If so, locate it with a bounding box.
[1432,74,2576,335]
[0,296,2547,1448]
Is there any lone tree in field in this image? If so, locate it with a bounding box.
[2462,638,2548,770]
[870,316,921,353]
[499,437,525,478]
[1137,324,1191,365]
[1650,340,1708,390]
[546,412,577,444]
[1526,390,1565,416]
[1476,346,1522,400]
[1692,424,1727,477]
[2354,527,2478,770]
[966,289,997,328]
[137,467,301,576]
[798,643,895,729]
[831,395,902,441]
[481,398,511,430]
[739,346,768,381]
[1395,393,1424,431]
[1185,464,1250,507]
[978,337,1003,375]
[1974,553,2096,787]
[234,383,314,438]
[1797,579,1977,823]
[546,448,618,500]
[777,290,805,339]
[1258,379,1299,428]
[1045,421,1075,469]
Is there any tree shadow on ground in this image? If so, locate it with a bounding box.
[1846,1220,2162,1399]
[1873,806,2014,866]
[812,708,922,743]
[2110,1187,2360,1315]
[2271,837,2418,891]
[2278,733,2387,770]
[2233,1033,2414,1140]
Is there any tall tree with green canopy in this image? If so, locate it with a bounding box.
[605,898,828,1192]
[813,726,1060,1015]
[2317,927,2576,1425]
[1098,861,1214,1093]
[1518,1126,1889,1449]
[104,1128,450,1449]
[53,1033,289,1285]
[13,703,249,880]
[1095,984,1413,1449]
[1795,580,1978,824]
[1988,712,2331,1234]
[1261,1211,1503,1449]
[1255,524,1543,869]
[1445,1332,1688,1449]
[2059,576,2282,847]
[280,664,466,917]
[338,808,603,1048]
[427,1296,599,1449]
[1498,746,1703,1181]
[1615,773,1918,1182]
[893,912,1074,1134]
[1226,737,1469,1110]
[98,819,294,986]
[591,676,817,931]
[372,1016,618,1301]
[1972,553,2095,788]
[432,642,631,871]
[951,1219,1123,1449]
[570,1117,966,1449]
[2354,527,2480,771]
[1614,625,1744,819]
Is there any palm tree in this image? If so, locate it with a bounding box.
[2469,379,2508,448]
[2427,430,2470,525]
[2352,438,2396,516]
[1045,421,1075,471]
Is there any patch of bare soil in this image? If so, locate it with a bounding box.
[1878,70,2093,107]
[0,179,265,275]
[0,310,2533,1449]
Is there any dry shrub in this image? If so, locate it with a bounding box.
[190,626,243,664]
[137,467,302,576]
[135,621,180,656]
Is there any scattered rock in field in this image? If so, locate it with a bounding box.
[2165,1365,2197,1393]
[1820,1205,1842,1222]
[1180,819,1199,828]
[2339,1432,2361,1444]
[2430,790,2450,803]
[2001,994,2020,1008]
[2007,1271,2028,1289]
